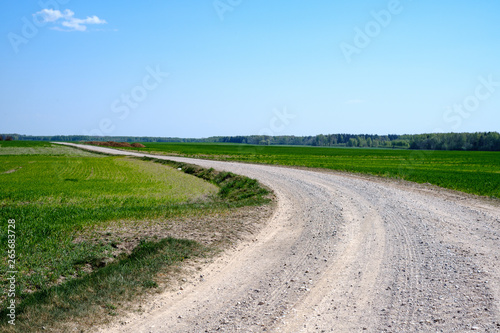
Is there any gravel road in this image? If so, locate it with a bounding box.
[59,143,500,332]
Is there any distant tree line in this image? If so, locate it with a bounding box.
[2,132,499,151]
[214,132,500,150]
[0,135,13,141]
[402,132,500,151]
[0,134,200,143]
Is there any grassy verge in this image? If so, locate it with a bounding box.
[1,238,204,332]
[0,143,271,332]
[139,156,270,206]
[116,142,500,198]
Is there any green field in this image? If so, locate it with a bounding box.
[1,154,217,288]
[0,141,99,156]
[121,142,500,198]
[0,142,269,331]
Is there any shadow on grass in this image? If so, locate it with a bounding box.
[0,238,206,332]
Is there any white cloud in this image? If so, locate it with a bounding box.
[62,16,107,32]
[35,9,74,23]
[33,9,107,32]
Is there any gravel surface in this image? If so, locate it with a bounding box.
[58,143,500,332]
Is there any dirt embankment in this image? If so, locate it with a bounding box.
[85,141,145,148]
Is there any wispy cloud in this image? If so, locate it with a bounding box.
[345,99,365,105]
[34,9,107,32]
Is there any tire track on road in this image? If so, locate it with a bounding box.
[275,176,387,332]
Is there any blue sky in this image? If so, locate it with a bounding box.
[1,1,499,137]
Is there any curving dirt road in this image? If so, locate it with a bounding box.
[59,143,500,332]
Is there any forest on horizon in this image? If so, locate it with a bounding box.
[2,132,500,151]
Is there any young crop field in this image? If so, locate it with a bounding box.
[0,140,98,156]
[122,142,500,198]
[0,142,270,331]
